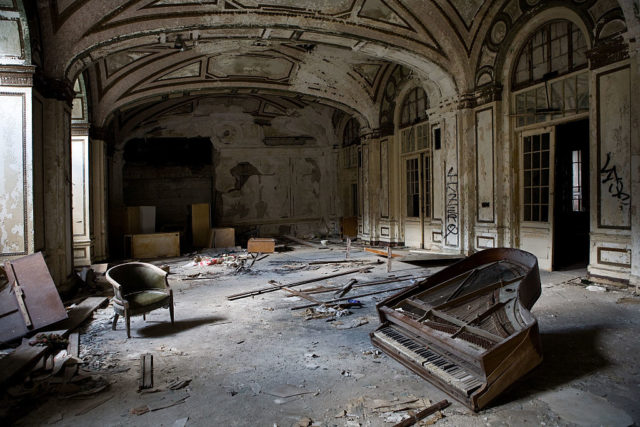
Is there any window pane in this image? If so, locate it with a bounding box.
[565,76,576,112]
[572,27,587,67]
[577,72,589,111]
[406,158,419,217]
[541,133,549,150]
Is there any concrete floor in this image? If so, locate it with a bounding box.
[7,245,640,426]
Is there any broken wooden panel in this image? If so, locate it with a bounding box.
[0,252,68,343]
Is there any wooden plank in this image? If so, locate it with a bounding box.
[139,353,153,390]
[0,297,108,386]
[226,265,375,300]
[191,203,211,248]
[365,247,402,258]
[290,285,411,310]
[392,399,450,427]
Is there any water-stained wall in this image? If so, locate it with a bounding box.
[116,96,340,241]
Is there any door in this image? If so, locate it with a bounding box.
[519,128,554,270]
[403,155,422,247]
[553,119,590,269]
[403,153,431,248]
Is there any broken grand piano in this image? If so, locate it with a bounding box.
[371,248,543,411]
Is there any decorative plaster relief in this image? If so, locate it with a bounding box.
[207,54,294,81]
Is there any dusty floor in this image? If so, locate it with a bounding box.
[5,244,640,427]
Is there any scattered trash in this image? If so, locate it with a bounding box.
[586,285,607,292]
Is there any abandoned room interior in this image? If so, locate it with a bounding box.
[1,0,639,426]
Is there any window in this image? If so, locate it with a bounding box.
[572,149,583,212]
[514,72,589,127]
[400,88,431,220]
[523,134,550,222]
[513,21,587,90]
[343,118,360,146]
[406,158,420,217]
[400,88,428,127]
[342,118,360,168]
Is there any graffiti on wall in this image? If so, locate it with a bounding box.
[601,152,630,206]
[445,166,459,246]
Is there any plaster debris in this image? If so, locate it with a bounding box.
[586,285,607,292]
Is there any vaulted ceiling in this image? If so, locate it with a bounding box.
[30,0,631,130]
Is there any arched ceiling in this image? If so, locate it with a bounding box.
[34,0,502,128]
[31,0,631,130]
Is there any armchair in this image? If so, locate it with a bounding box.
[106,262,174,338]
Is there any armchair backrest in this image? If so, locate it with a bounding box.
[106,262,168,295]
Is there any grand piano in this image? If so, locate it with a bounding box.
[371,248,543,411]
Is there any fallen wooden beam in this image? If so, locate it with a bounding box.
[226,265,376,300]
[392,399,450,427]
[290,285,411,310]
[271,283,324,306]
[365,247,402,258]
[0,296,108,386]
[300,275,418,295]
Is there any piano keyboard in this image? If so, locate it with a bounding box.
[373,326,484,396]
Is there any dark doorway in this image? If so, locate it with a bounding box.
[553,119,589,269]
[123,137,215,235]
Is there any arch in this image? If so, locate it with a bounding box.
[499,7,593,88]
[398,87,428,128]
[510,19,589,91]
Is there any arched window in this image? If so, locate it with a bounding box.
[400,87,428,128]
[513,20,587,90]
[342,118,360,147]
[398,87,431,221]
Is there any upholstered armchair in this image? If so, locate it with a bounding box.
[106,262,174,338]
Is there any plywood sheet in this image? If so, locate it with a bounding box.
[191,203,210,247]
[131,233,180,259]
[0,252,68,343]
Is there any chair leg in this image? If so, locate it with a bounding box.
[126,311,131,339]
[143,313,146,321]
[112,314,119,330]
